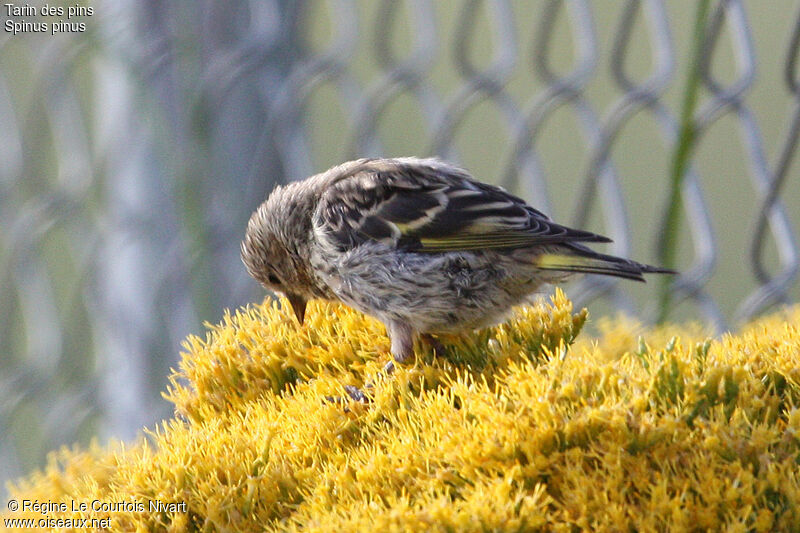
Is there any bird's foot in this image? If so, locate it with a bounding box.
[344,385,371,403]
[324,359,401,406]
[324,383,373,406]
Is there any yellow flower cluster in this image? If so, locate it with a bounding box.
[5,290,800,531]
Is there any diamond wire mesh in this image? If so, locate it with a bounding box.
[1,0,798,483]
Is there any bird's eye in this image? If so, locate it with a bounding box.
[267,273,281,285]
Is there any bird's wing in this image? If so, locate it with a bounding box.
[314,160,611,253]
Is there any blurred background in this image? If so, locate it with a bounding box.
[1,0,798,488]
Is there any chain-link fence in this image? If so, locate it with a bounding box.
[1,0,798,485]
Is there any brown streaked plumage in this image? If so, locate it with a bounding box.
[242,157,673,379]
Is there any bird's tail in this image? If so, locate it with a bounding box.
[533,244,676,282]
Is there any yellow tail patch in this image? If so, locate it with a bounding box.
[534,253,594,269]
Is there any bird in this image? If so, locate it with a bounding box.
[241,157,673,397]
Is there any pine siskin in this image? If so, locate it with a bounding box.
[242,157,673,389]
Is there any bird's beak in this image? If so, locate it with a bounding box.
[286,293,307,325]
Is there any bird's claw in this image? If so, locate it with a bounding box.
[323,384,373,407]
[344,385,371,403]
[323,355,411,408]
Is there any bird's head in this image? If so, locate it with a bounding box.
[241,184,317,325]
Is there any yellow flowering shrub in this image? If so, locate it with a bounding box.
[4,289,800,532]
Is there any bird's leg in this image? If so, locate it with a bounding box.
[378,334,444,378]
[330,325,447,405]
[390,321,416,363]
[338,321,415,403]
[420,334,446,357]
